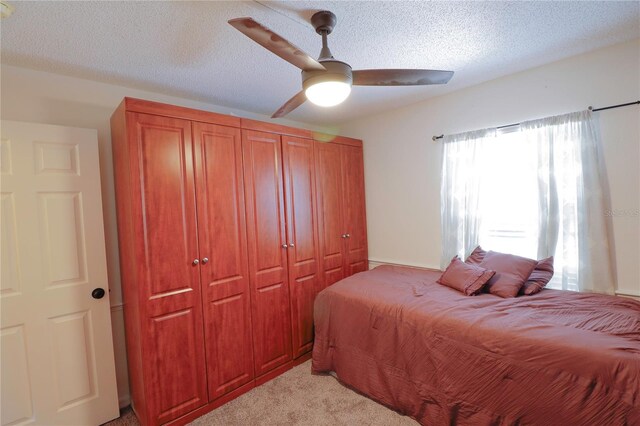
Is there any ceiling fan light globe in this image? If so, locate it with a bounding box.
[305,81,351,107]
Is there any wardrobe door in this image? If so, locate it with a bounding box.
[281,136,321,358]
[242,130,292,376]
[315,141,346,288]
[192,123,254,400]
[127,113,207,424]
[341,145,369,276]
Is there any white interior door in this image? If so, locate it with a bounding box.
[1,121,119,425]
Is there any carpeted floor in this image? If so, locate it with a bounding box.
[104,360,417,425]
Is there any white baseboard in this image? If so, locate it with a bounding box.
[119,393,131,409]
[110,305,131,410]
[615,290,640,300]
[110,303,124,312]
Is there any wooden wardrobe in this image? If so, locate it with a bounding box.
[111,98,367,426]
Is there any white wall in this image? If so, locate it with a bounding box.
[0,65,324,407]
[342,39,640,298]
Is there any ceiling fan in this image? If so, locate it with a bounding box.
[229,11,454,118]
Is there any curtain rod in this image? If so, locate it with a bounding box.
[431,100,640,141]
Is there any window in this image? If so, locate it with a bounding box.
[475,129,575,291]
[477,129,538,259]
[440,110,614,294]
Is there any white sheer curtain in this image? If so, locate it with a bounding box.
[440,128,496,269]
[440,110,615,294]
[521,110,615,293]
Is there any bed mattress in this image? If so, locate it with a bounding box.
[311,265,640,425]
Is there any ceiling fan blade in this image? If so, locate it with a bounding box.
[229,17,326,72]
[272,91,307,118]
[352,69,454,86]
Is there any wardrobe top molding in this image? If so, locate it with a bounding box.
[118,97,362,147]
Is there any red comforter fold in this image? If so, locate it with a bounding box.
[312,265,640,425]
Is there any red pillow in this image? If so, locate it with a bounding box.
[521,256,554,295]
[478,251,538,298]
[465,245,486,265]
[438,256,495,296]
[466,246,555,295]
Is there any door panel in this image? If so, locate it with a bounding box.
[38,192,87,287]
[48,310,97,409]
[1,325,33,425]
[1,193,20,298]
[136,116,200,298]
[348,260,369,275]
[192,122,254,400]
[149,308,205,425]
[289,275,317,357]
[342,145,368,277]
[242,130,292,376]
[314,141,346,287]
[323,267,345,288]
[251,141,284,275]
[252,281,290,373]
[281,136,321,358]
[0,121,118,426]
[129,113,207,422]
[205,294,253,396]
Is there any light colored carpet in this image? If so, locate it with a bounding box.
[105,360,417,425]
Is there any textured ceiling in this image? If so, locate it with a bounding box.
[1,1,639,125]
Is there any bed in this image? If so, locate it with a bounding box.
[311,265,640,425]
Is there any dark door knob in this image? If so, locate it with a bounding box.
[92,288,106,299]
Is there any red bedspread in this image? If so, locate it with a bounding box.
[311,265,640,425]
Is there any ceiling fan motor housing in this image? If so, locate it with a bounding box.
[311,11,337,35]
[302,60,353,90]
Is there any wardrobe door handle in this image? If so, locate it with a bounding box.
[281,244,288,249]
[289,243,294,247]
[192,259,199,266]
[346,233,350,238]
[341,234,346,238]
[201,257,209,264]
